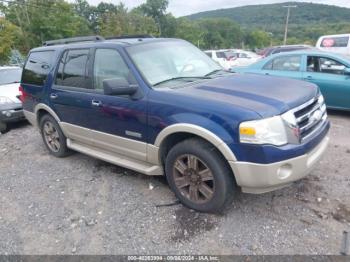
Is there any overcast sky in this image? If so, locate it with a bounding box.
[82,0,350,16]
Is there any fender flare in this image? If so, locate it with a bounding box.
[34,103,61,125]
[153,123,237,162]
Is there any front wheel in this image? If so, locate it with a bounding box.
[165,138,235,213]
[0,121,8,134]
[39,114,70,157]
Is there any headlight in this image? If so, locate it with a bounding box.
[239,116,288,146]
[0,96,14,105]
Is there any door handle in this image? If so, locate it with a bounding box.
[305,76,313,80]
[265,73,270,75]
[91,100,102,107]
[50,93,58,99]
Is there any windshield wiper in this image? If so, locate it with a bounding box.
[205,69,233,77]
[153,76,210,87]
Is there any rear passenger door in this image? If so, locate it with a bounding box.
[88,48,148,161]
[21,50,55,112]
[50,48,96,146]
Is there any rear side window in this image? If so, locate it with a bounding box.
[321,37,349,48]
[263,55,301,71]
[55,49,91,89]
[216,52,226,58]
[205,52,212,58]
[22,51,54,86]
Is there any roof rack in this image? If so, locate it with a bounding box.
[42,35,105,46]
[106,34,155,40]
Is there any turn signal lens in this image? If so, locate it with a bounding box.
[239,127,256,136]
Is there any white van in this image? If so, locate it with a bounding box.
[316,34,350,56]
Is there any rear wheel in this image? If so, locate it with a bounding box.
[165,138,235,213]
[40,114,70,157]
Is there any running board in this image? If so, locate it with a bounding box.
[67,139,163,176]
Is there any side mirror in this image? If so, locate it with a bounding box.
[103,78,138,96]
[344,67,350,75]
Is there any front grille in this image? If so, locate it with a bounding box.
[293,95,327,142]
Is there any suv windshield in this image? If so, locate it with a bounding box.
[126,40,221,87]
[0,68,22,85]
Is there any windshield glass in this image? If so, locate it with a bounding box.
[0,68,22,85]
[126,40,221,87]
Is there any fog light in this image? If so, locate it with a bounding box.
[277,164,292,180]
[6,111,12,117]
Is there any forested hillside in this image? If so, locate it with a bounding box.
[188,2,350,43]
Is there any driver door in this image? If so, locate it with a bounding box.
[303,55,350,109]
[88,48,148,161]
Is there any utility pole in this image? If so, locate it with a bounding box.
[283,5,297,45]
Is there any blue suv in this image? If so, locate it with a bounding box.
[20,36,330,212]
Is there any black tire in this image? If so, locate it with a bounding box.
[0,121,9,134]
[39,114,71,158]
[165,138,235,213]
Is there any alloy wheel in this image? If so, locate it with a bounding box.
[172,154,215,204]
[43,121,61,153]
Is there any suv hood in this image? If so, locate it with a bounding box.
[0,83,21,104]
[174,74,318,118]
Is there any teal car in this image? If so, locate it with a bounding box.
[234,51,350,110]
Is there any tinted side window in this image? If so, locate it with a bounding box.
[93,49,131,90]
[319,57,346,75]
[263,55,301,71]
[216,52,226,58]
[22,51,54,86]
[55,49,91,89]
[205,52,212,58]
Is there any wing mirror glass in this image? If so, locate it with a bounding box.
[103,78,138,96]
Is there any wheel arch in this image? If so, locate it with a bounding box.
[34,103,61,126]
[154,124,237,165]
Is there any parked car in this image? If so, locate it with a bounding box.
[0,66,24,133]
[316,34,350,56]
[228,49,262,67]
[257,45,313,58]
[204,49,238,69]
[21,36,329,213]
[234,51,350,111]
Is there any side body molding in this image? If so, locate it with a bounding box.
[149,123,237,165]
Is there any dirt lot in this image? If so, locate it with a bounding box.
[0,111,349,255]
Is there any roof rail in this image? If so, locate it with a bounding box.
[42,35,105,46]
[106,34,155,40]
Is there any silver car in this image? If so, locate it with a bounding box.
[0,66,24,133]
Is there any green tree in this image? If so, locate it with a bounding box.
[140,0,169,35]
[99,7,158,37]
[0,18,22,64]
[3,0,91,51]
[198,18,242,49]
[175,18,203,47]
[244,30,271,49]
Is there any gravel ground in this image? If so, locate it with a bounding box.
[0,111,349,255]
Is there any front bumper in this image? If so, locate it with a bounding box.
[0,103,24,123]
[229,135,330,194]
